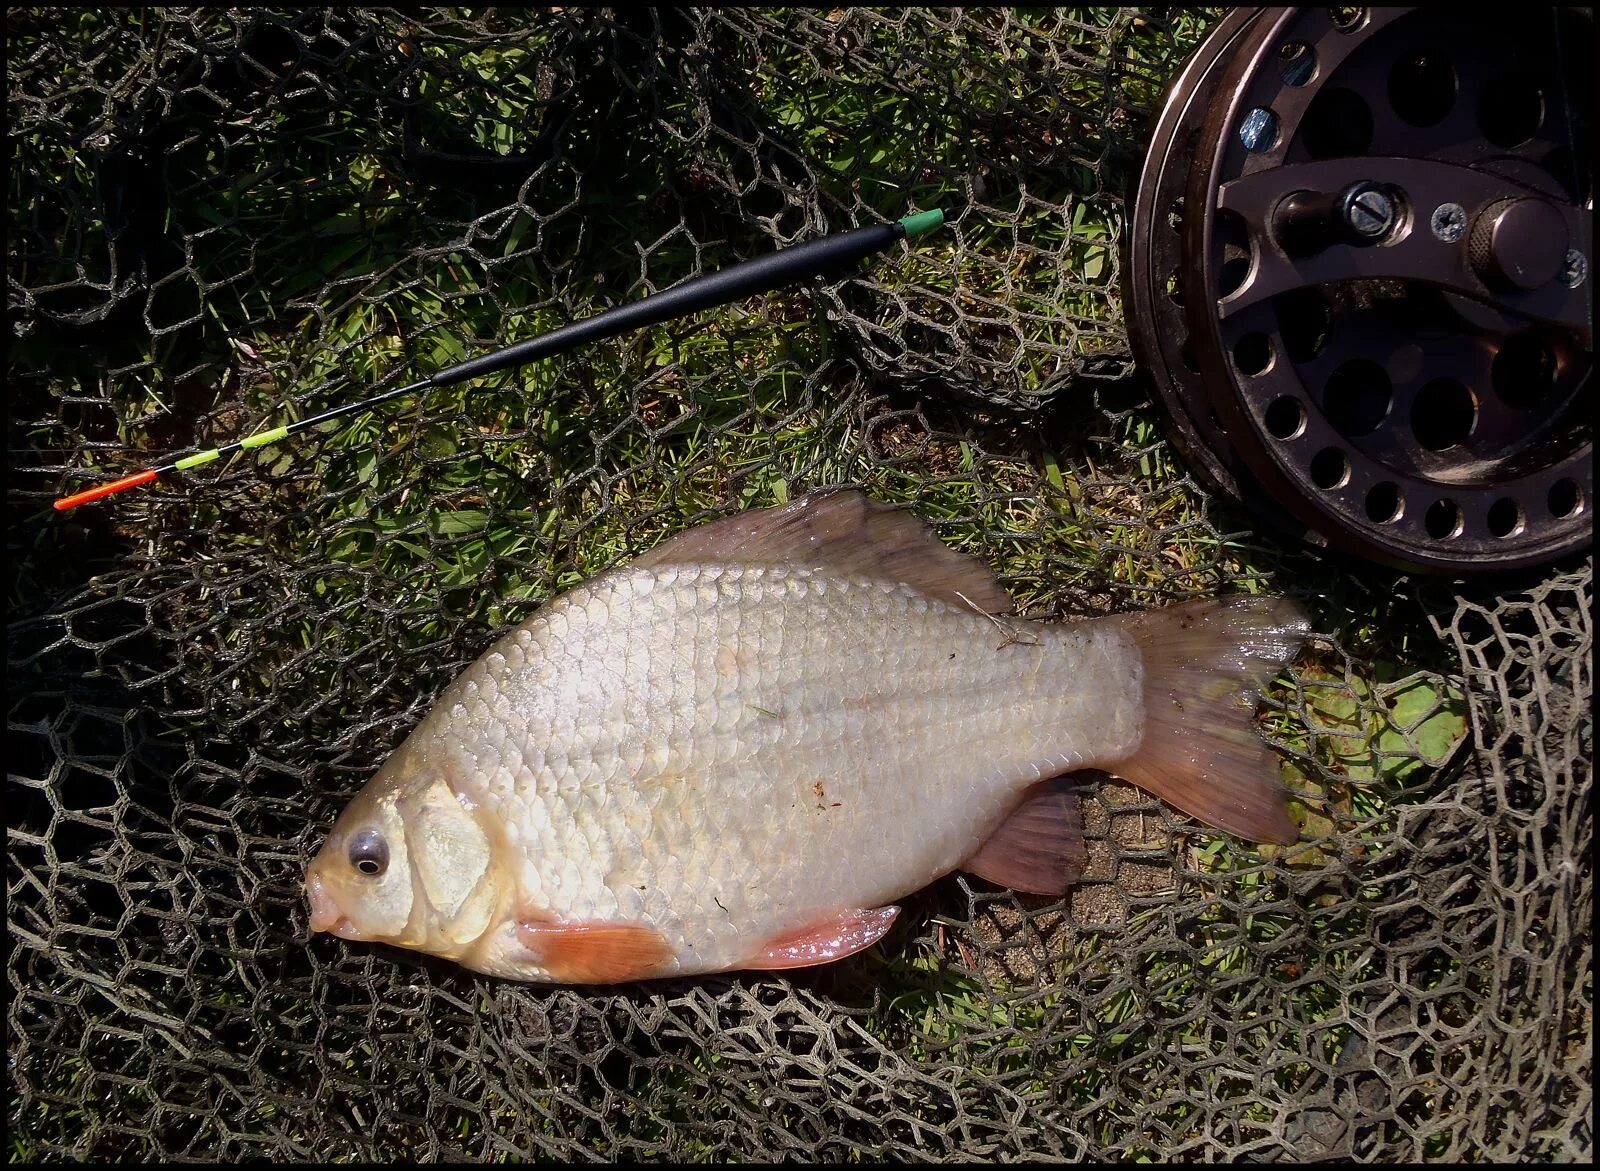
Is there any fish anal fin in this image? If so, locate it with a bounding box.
[632,489,1013,613]
[962,778,1086,895]
[515,918,675,984]
[744,905,900,970]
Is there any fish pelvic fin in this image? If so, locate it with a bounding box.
[1101,596,1310,846]
[961,778,1085,895]
[514,918,676,984]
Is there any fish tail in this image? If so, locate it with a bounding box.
[1101,596,1310,845]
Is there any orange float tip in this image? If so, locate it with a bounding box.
[53,469,160,511]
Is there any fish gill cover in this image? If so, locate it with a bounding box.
[6,7,1590,1161]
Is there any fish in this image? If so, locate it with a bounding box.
[304,488,1309,983]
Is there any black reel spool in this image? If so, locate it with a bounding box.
[1128,6,1593,574]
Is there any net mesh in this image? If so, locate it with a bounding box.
[7,7,1591,1161]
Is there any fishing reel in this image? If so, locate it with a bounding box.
[1127,6,1593,574]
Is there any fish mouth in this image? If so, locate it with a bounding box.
[305,869,357,937]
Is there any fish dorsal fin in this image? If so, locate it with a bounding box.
[631,489,1013,613]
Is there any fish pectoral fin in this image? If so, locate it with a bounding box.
[514,918,675,984]
[744,906,900,970]
[629,489,1013,613]
[962,777,1085,896]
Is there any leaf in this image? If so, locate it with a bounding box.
[1292,667,1469,791]
[315,236,372,272]
[429,509,491,537]
[1300,670,1378,778]
[1374,675,1470,780]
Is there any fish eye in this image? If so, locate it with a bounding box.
[347,828,389,877]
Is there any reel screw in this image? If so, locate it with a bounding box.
[1431,202,1467,243]
[1560,249,1588,288]
[1339,183,1396,241]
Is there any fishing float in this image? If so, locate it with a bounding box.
[54,208,948,511]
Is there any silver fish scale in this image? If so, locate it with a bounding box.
[411,563,1145,976]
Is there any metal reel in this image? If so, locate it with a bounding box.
[1129,6,1592,574]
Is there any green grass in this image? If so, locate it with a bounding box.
[11,6,1487,1162]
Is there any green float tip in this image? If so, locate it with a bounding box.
[898,208,946,239]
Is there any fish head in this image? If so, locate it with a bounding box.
[305,752,506,960]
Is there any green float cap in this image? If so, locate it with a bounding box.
[898,208,946,239]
